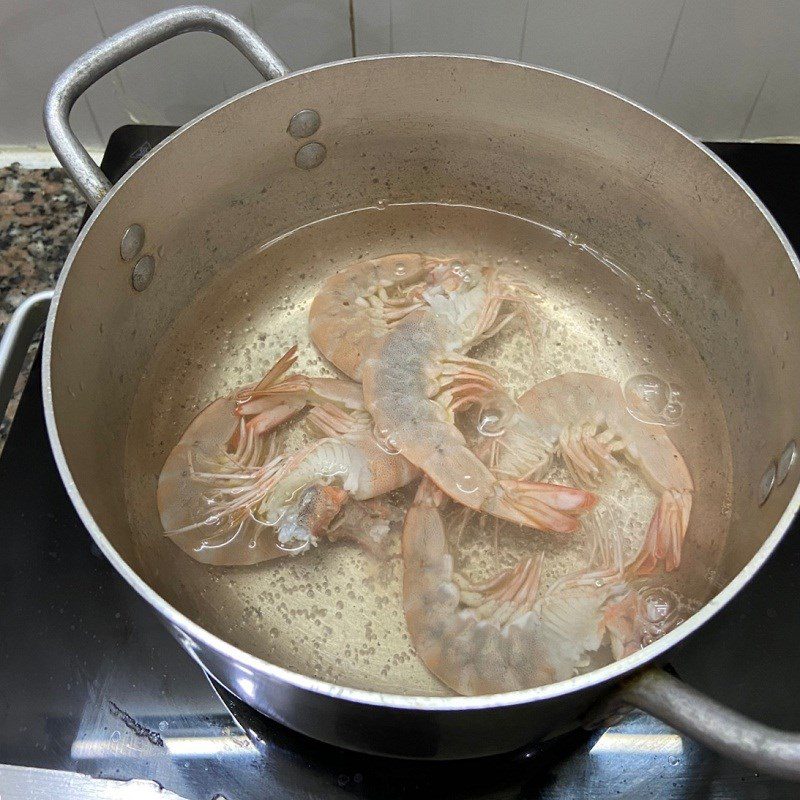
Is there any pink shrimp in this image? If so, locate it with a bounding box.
[157,347,417,565]
[312,252,595,533]
[472,374,693,573]
[361,318,596,532]
[309,253,540,381]
[402,479,684,695]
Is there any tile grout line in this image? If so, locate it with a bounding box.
[348,0,357,57]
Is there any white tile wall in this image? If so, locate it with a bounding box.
[2,0,799,148]
[0,0,353,149]
[652,0,800,139]
[517,0,686,104]
[354,0,530,58]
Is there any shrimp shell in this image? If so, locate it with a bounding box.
[309,253,439,379]
[402,480,641,695]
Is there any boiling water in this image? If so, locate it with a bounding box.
[125,203,732,695]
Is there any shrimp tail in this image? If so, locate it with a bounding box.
[486,480,598,533]
[413,438,596,533]
[232,345,311,440]
[628,489,693,575]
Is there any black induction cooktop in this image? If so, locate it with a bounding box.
[1,128,799,799]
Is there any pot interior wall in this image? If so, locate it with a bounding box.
[49,56,800,662]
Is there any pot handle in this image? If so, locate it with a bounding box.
[613,667,800,780]
[0,292,54,425]
[44,5,288,209]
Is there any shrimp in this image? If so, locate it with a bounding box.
[309,252,540,381]
[157,347,418,565]
[312,253,594,531]
[359,263,596,531]
[402,479,667,695]
[475,374,693,574]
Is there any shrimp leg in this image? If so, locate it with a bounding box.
[233,345,366,440]
[454,556,543,626]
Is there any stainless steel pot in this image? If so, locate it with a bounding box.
[3,4,800,775]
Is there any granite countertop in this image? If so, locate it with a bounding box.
[0,163,84,453]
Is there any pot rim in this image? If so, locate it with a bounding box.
[43,52,800,712]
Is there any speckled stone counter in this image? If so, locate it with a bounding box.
[0,163,83,452]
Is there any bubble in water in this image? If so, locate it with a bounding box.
[635,586,689,651]
[668,383,684,403]
[474,391,514,439]
[455,473,480,495]
[477,411,506,438]
[662,400,684,423]
[624,374,669,416]
[373,424,401,455]
[624,374,685,426]
[315,460,348,480]
[451,262,473,286]
[643,589,674,623]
